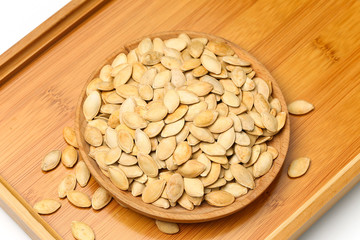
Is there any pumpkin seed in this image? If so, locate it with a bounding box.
[161,119,185,137]
[184,178,204,197]
[41,150,61,171]
[288,157,311,178]
[117,129,134,153]
[58,174,76,198]
[173,141,192,165]
[109,166,129,190]
[61,146,78,168]
[142,179,166,203]
[230,163,255,189]
[205,190,234,207]
[193,110,218,127]
[177,160,205,178]
[92,187,112,210]
[189,124,214,143]
[71,221,95,240]
[156,136,176,160]
[135,129,151,155]
[253,152,273,178]
[208,116,233,133]
[221,182,248,198]
[34,199,61,214]
[288,100,314,115]
[63,126,79,148]
[67,190,91,208]
[76,161,91,187]
[137,153,158,177]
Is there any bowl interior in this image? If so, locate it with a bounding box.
[75,31,290,223]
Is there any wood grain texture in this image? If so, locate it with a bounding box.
[0,0,359,239]
[75,31,290,223]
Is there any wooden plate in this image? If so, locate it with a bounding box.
[75,31,290,223]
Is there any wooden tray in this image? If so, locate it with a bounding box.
[0,0,359,239]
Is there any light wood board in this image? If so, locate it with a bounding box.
[0,0,359,239]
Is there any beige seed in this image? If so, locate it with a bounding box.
[230,164,255,189]
[197,154,211,177]
[253,152,273,178]
[261,112,278,132]
[217,127,235,150]
[188,40,204,58]
[113,64,132,87]
[76,161,91,187]
[288,100,314,115]
[156,136,177,160]
[177,160,206,178]
[137,153,158,177]
[207,178,227,188]
[33,199,61,214]
[161,56,182,69]
[228,112,242,132]
[83,91,101,121]
[84,126,103,147]
[193,110,218,127]
[189,124,215,143]
[67,190,91,208]
[206,41,234,56]
[201,162,221,187]
[131,181,146,196]
[187,134,200,146]
[117,129,134,153]
[231,67,246,87]
[92,187,112,210]
[161,119,185,137]
[104,127,118,149]
[187,81,214,97]
[201,54,221,74]
[254,93,270,113]
[118,165,143,178]
[205,190,234,207]
[165,173,184,202]
[122,112,147,129]
[184,101,208,121]
[41,150,61,171]
[200,75,224,95]
[238,113,255,131]
[135,129,151,155]
[142,179,166,203]
[152,198,170,209]
[177,192,194,210]
[223,56,250,66]
[221,182,248,198]
[276,111,287,131]
[184,178,204,197]
[234,145,251,164]
[244,145,261,167]
[221,91,240,107]
[63,126,79,148]
[71,221,95,240]
[144,120,165,138]
[109,166,129,190]
[288,157,311,178]
[165,105,188,124]
[235,132,250,146]
[173,141,192,165]
[181,58,201,71]
[208,116,233,133]
[144,101,168,121]
[192,65,208,77]
[153,70,171,88]
[116,84,139,98]
[177,90,200,104]
[206,155,228,164]
[155,220,179,234]
[163,89,180,113]
[220,79,240,95]
[200,142,226,156]
[58,174,76,198]
[105,147,122,165]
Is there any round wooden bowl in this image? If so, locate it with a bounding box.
[75,31,290,223]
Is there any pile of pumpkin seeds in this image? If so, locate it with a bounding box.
[82,33,287,212]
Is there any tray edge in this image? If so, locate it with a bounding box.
[266,153,360,240]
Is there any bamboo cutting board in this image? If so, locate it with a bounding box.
[0,0,359,239]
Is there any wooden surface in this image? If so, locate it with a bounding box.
[76,31,290,223]
[0,0,359,239]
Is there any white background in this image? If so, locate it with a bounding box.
[0,1,359,239]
